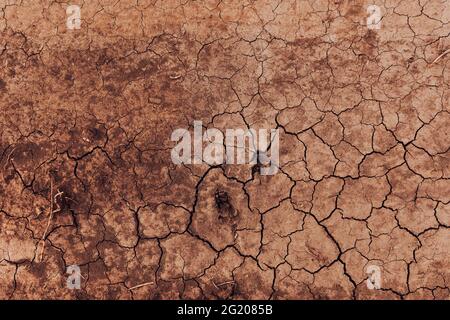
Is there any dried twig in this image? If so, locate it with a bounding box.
[216,280,235,287]
[129,282,154,290]
[53,189,64,214]
[2,146,16,178]
[38,177,54,262]
[432,49,450,64]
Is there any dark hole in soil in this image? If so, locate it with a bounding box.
[214,190,237,220]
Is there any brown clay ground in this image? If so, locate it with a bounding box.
[0,0,449,300]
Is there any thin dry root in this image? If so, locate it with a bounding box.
[129,282,154,290]
[216,280,235,287]
[432,49,450,64]
[2,146,16,178]
[53,189,64,214]
[38,178,54,262]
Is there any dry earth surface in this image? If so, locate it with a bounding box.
[0,0,449,299]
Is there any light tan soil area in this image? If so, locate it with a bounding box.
[0,0,449,300]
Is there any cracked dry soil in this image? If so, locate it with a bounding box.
[0,0,449,300]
